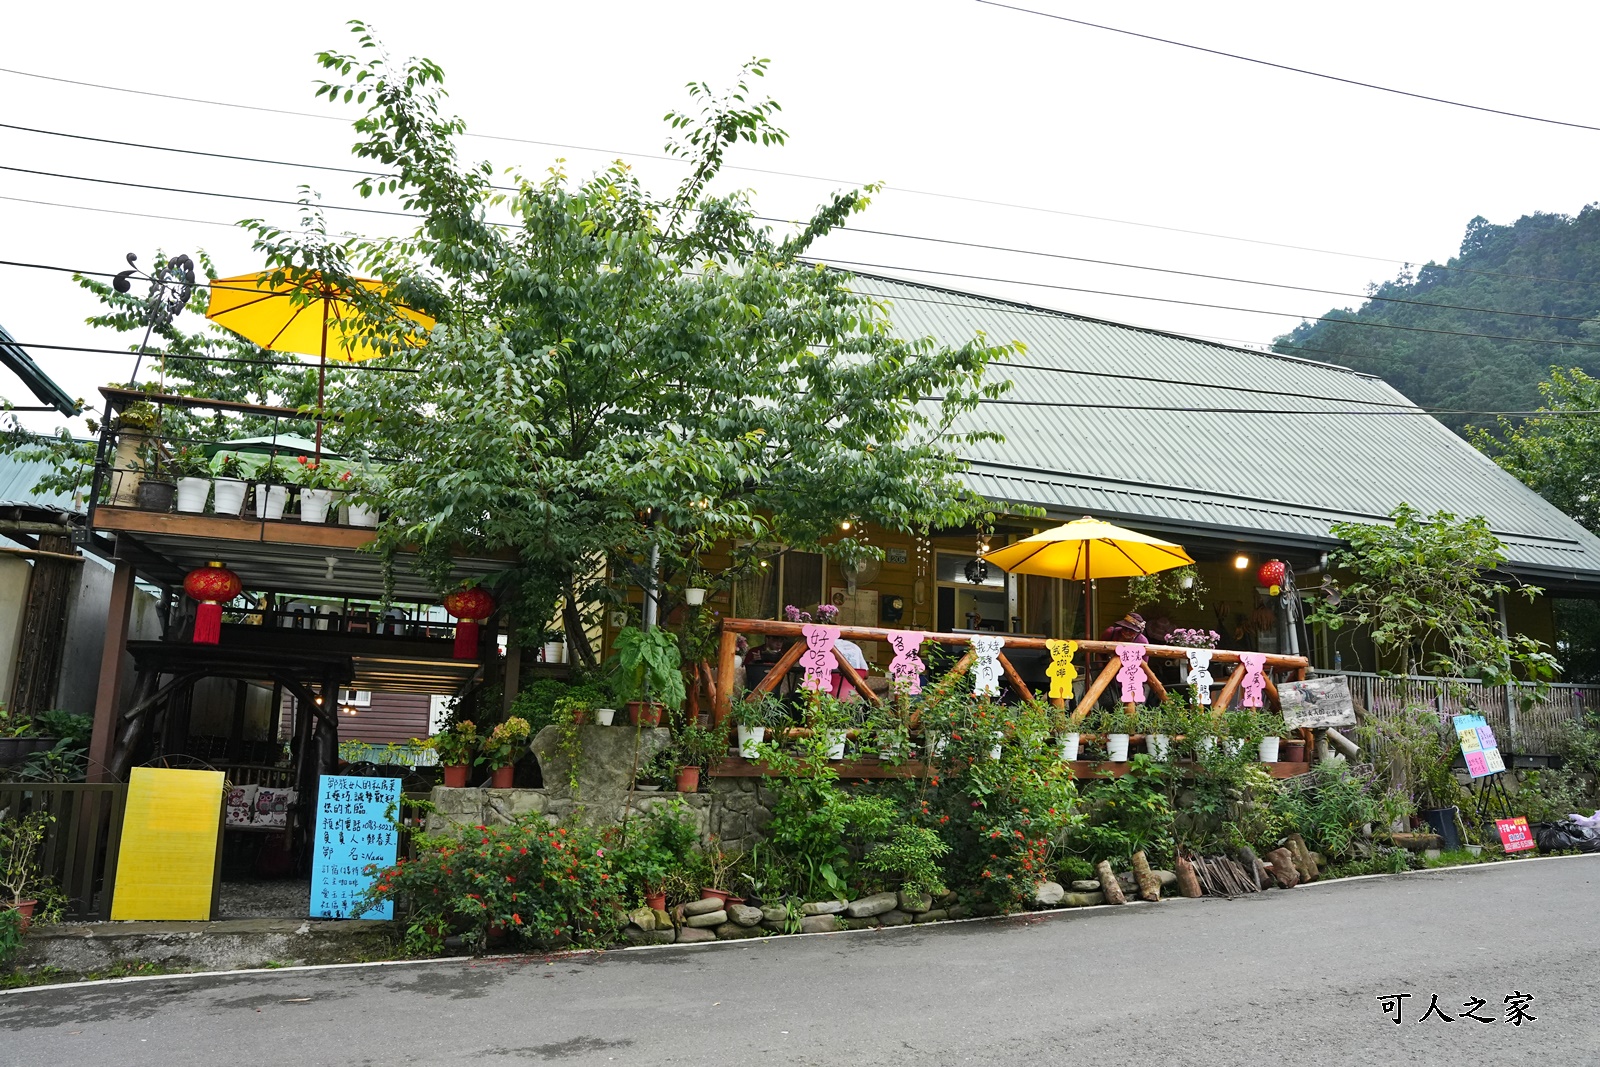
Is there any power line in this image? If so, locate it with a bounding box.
[973,1,1600,133]
[15,117,1599,290]
[9,340,420,373]
[806,255,1600,327]
[10,161,1600,354]
[937,395,1599,417]
[0,66,1527,270]
[10,117,1596,300]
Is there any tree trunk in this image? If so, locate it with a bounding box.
[1096,860,1127,905]
[1265,848,1300,889]
[1237,845,1270,890]
[1285,833,1319,882]
[1130,850,1161,902]
[1175,856,1203,898]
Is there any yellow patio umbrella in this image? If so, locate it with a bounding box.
[205,271,434,455]
[983,516,1195,639]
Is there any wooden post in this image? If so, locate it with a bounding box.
[1140,662,1168,705]
[227,679,247,761]
[501,632,522,716]
[1213,663,1246,716]
[88,560,136,783]
[713,628,738,728]
[1070,658,1121,723]
[749,641,806,695]
[833,656,883,706]
[998,653,1034,703]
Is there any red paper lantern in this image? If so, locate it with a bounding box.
[1257,559,1287,596]
[184,561,242,645]
[443,586,497,660]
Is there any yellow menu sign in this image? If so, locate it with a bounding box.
[111,768,226,920]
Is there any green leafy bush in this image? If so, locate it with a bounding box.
[1062,757,1173,867]
[1270,761,1408,860]
[608,801,701,906]
[361,817,622,953]
[922,696,1081,911]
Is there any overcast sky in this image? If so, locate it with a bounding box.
[4,0,1598,432]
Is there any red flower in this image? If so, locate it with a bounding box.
[519,847,528,855]
[512,913,522,925]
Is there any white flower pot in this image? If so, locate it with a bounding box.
[1146,733,1171,761]
[596,708,617,727]
[347,500,380,527]
[989,732,1004,760]
[1226,738,1247,757]
[1196,736,1217,758]
[212,478,248,517]
[255,484,289,520]
[1059,733,1080,761]
[1259,736,1281,763]
[685,587,707,606]
[543,641,565,663]
[176,477,211,513]
[737,725,765,758]
[822,731,846,760]
[299,488,338,523]
[1106,733,1131,762]
[927,732,948,757]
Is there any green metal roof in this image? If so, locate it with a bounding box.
[853,272,1600,587]
[0,324,78,416]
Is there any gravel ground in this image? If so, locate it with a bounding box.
[215,880,311,920]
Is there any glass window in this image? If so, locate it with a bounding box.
[936,551,1004,589]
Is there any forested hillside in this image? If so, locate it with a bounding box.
[1273,207,1600,435]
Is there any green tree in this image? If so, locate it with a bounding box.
[1307,503,1555,683]
[260,25,1018,652]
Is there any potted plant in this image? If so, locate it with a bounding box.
[108,401,160,506]
[699,840,738,905]
[133,442,178,512]
[169,444,213,514]
[732,691,784,758]
[1280,733,1308,763]
[212,452,249,518]
[1,811,53,930]
[613,626,686,726]
[1104,705,1137,762]
[807,694,851,761]
[477,716,532,788]
[433,720,478,788]
[253,457,292,520]
[1259,730,1283,763]
[1141,703,1171,760]
[667,717,725,792]
[338,466,381,528]
[1223,708,1262,759]
[293,457,341,523]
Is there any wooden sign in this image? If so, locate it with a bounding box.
[1496,816,1535,853]
[111,768,225,920]
[1277,675,1356,729]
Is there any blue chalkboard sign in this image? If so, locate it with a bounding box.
[309,775,401,920]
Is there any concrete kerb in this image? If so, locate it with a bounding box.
[7,851,1596,995]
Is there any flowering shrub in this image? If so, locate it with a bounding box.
[1163,628,1220,649]
[360,816,622,953]
[475,716,531,770]
[432,720,478,765]
[921,696,1081,912]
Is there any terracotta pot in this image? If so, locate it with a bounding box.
[645,892,667,912]
[675,765,700,793]
[1280,739,1306,763]
[491,765,515,788]
[7,899,36,933]
[628,701,664,727]
[442,763,470,788]
[700,887,731,905]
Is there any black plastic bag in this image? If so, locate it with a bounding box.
[1533,819,1600,853]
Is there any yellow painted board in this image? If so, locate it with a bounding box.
[111,768,225,920]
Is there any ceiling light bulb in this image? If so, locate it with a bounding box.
[1234,554,1250,570]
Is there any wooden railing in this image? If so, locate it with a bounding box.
[0,782,128,920]
[712,618,1309,725]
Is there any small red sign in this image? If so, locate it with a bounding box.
[1497,817,1536,853]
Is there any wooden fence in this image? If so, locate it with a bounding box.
[1312,670,1600,754]
[712,618,1309,724]
[0,782,127,921]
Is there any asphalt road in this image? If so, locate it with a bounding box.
[4,855,1597,1066]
